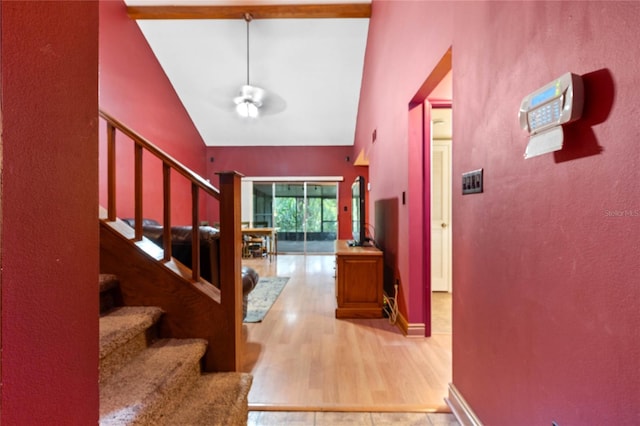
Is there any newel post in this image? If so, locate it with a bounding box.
[216,171,243,371]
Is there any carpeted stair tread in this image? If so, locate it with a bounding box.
[156,372,253,426]
[99,306,164,360]
[100,338,207,426]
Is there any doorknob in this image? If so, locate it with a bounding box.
[441,223,447,228]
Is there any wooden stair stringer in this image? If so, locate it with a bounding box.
[99,220,237,372]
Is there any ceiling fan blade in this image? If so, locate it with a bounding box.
[209,85,242,110]
[259,90,287,116]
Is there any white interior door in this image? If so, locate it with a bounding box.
[431,108,452,292]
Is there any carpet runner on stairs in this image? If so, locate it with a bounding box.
[99,274,252,426]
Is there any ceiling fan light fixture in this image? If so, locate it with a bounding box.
[236,100,259,118]
[234,85,263,118]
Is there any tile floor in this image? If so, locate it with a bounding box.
[248,411,460,426]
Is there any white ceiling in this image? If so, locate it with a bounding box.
[125,1,371,147]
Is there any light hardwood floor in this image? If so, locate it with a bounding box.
[241,255,453,413]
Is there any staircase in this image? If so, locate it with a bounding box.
[99,274,252,426]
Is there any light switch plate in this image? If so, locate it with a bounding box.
[462,169,483,195]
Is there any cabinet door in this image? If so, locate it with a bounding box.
[339,257,381,306]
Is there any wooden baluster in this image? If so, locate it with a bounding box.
[134,144,143,241]
[107,123,116,221]
[162,163,172,261]
[191,183,200,281]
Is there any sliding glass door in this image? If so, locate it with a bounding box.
[305,183,338,253]
[252,181,337,254]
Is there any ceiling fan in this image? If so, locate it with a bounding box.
[234,13,261,118]
[233,13,285,118]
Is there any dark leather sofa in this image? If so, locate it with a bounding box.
[122,218,258,318]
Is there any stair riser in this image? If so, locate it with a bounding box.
[139,363,201,426]
[99,274,122,314]
[100,325,158,384]
[100,290,121,314]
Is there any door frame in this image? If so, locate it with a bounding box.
[408,48,451,336]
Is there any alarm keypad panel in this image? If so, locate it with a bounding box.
[519,72,583,136]
[518,73,584,159]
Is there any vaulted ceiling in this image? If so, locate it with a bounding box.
[124,1,371,147]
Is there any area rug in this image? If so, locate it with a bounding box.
[244,276,290,323]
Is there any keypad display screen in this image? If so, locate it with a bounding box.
[531,85,559,107]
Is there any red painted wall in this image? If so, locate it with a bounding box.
[357,0,454,325]
[207,145,366,240]
[360,1,639,425]
[99,1,207,225]
[1,2,99,424]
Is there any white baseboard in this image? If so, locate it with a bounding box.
[445,383,483,426]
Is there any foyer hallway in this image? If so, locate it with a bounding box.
[241,255,453,414]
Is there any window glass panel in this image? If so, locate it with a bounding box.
[253,183,273,227]
[306,198,321,232]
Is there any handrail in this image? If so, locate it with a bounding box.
[100,110,220,199]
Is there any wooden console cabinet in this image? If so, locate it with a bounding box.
[335,239,383,318]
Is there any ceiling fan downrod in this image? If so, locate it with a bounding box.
[244,13,252,86]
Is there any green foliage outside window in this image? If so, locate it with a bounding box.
[322,198,337,232]
[274,197,299,231]
[274,196,337,233]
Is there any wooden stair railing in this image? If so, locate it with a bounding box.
[98,109,243,371]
